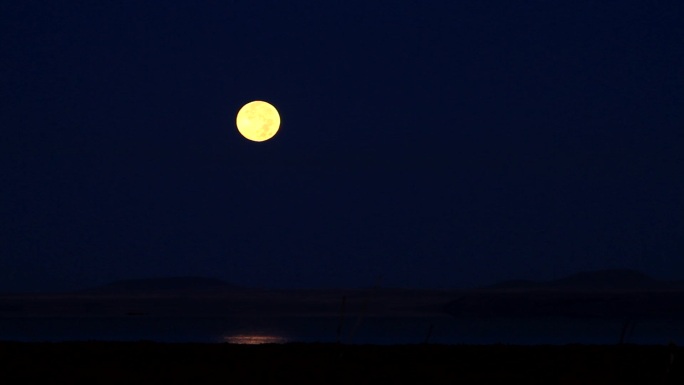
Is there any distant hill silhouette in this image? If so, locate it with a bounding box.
[551,269,660,290]
[485,269,665,291]
[80,277,243,295]
[446,269,684,319]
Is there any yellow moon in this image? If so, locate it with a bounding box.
[235,101,280,142]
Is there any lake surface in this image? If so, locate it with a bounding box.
[1,315,682,345]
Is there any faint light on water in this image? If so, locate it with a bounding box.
[223,334,289,344]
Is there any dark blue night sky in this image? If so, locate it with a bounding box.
[1,1,682,292]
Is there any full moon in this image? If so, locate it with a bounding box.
[235,101,280,142]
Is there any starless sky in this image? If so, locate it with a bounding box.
[1,1,682,292]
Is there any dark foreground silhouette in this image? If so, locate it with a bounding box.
[1,342,682,384]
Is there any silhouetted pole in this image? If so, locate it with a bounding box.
[336,295,346,344]
[423,323,434,344]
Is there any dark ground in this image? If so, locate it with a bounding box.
[0,342,681,384]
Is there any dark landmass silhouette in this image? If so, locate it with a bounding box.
[485,269,678,291]
[3,342,682,384]
[2,269,684,319]
[446,269,684,319]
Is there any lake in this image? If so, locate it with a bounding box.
[1,315,682,345]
